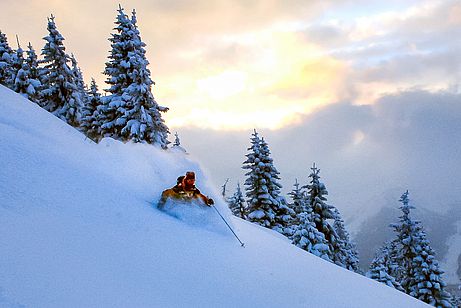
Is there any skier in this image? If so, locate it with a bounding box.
[158,171,214,209]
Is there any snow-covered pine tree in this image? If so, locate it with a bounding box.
[173,132,181,147]
[288,179,307,222]
[259,137,293,232]
[390,190,453,307]
[39,15,83,127]
[100,6,169,148]
[302,163,339,262]
[366,245,405,292]
[102,5,132,98]
[377,239,401,279]
[285,179,308,237]
[8,44,27,95]
[408,227,452,307]
[390,190,421,292]
[451,295,460,308]
[9,39,39,101]
[70,53,89,104]
[170,131,186,152]
[228,182,247,219]
[243,130,270,226]
[451,284,460,308]
[243,130,292,233]
[292,208,331,261]
[0,30,13,87]
[22,43,42,102]
[80,78,103,141]
[333,208,360,272]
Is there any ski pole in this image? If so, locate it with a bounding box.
[212,205,245,247]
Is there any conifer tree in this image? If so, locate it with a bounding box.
[380,239,401,279]
[80,78,102,141]
[451,296,460,308]
[367,246,405,292]
[221,178,229,198]
[9,39,40,101]
[101,6,169,148]
[292,209,331,261]
[333,208,360,272]
[390,191,421,291]
[8,45,26,94]
[259,137,293,232]
[173,132,181,147]
[243,130,292,232]
[408,229,452,307]
[302,163,339,261]
[70,54,88,103]
[389,191,453,306]
[22,43,42,102]
[285,179,308,237]
[0,30,13,87]
[170,131,186,152]
[227,182,246,219]
[288,179,308,222]
[451,286,460,308]
[39,15,83,127]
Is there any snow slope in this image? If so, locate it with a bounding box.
[0,85,429,307]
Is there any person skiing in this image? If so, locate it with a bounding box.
[158,171,214,209]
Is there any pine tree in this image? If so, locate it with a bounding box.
[390,191,453,307]
[302,163,339,261]
[39,15,83,127]
[259,137,293,232]
[367,246,405,292]
[227,182,247,219]
[286,179,308,237]
[70,54,89,103]
[292,209,331,261]
[80,78,103,141]
[451,296,460,308]
[333,208,361,272]
[378,240,401,280]
[0,30,13,87]
[288,179,308,221]
[243,130,292,232]
[173,132,181,147]
[9,39,40,101]
[100,6,169,148]
[451,285,460,308]
[408,229,453,307]
[22,43,42,102]
[390,191,422,291]
[8,44,27,94]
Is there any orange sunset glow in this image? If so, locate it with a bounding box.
[1,0,459,130]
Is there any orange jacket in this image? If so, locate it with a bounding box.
[158,185,212,208]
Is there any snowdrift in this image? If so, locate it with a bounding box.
[0,85,429,307]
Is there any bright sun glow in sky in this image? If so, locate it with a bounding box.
[196,70,247,100]
[1,0,459,130]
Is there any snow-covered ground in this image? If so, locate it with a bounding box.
[0,85,429,307]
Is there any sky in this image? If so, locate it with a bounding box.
[1,0,460,129]
[1,1,460,221]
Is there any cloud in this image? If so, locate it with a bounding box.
[1,0,459,130]
[300,0,461,103]
[180,90,461,223]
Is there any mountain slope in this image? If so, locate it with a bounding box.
[0,85,429,307]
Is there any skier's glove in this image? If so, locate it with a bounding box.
[207,198,215,206]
